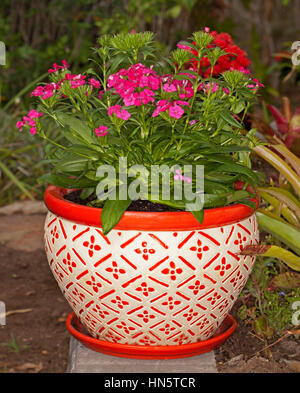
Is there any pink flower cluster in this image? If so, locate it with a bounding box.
[152,99,190,119]
[16,109,43,135]
[48,60,69,73]
[107,63,161,107]
[65,73,86,89]
[31,61,102,100]
[89,78,101,89]
[162,75,194,99]
[95,125,108,137]
[108,105,131,121]
[31,82,60,100]
[247,78,264,91]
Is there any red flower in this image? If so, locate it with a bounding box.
[178,29,251,77]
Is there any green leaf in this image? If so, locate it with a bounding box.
[258,188,300,226]
[256,211,300,256]
[67,145,100,160]
[269,272,300,290]
[216,162,258,183]
[190,209,204,224]
[54,153,89,173]
[101,197,131,235]
[220,111,243,129]
[186,194,204,224]
[226,190,254,205]
[258,186,300,222]
[80,188,95,200]
[56,113,96,145]
[240,244,300,272]
[254,145,300,199]
[39,173,97,189]
[254,315,274,338]
[0,161,35,201]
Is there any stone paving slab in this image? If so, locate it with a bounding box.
[66,337,218,373]
[0,213,46,251]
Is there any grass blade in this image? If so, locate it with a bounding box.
[0,161,35,200]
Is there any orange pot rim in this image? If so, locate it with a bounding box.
[44,184,259,231]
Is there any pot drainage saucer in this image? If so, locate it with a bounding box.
[66,312,237,359]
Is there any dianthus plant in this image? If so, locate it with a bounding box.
[17,30,263,234]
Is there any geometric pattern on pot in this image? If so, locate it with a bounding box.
[44,211,259,346]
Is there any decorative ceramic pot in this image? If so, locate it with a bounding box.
[44,185,259,349]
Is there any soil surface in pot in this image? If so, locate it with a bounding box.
[64,190,183,212]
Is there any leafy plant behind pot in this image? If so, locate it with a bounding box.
[241,144,300,271]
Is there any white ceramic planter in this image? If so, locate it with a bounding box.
[44,186,259,348]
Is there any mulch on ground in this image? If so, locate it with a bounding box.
[0,245,70,373]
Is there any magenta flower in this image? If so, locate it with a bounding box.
[107,64,162,108]
[177,43,192,51]
[48,60,69,73]
[118,108,131,120]
[64,73,86,89]
[199,82,219,95]
[27,109,43,119]
[123,92,141,107]
[22,117,36,127]
[169,104,184,119]
[16,121,24,130]
[174,100,190,107]
[89,78,101,88]
[16,110,43,134]
[139,89,155,104]
[108,105,122,116]
[247,78,264,91]
[163,82,177,92]
[95,125,108,137]
[107,105,131,121]
[31,83,58,100]
[152,100,172,118]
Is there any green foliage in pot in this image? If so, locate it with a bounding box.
[16,30,263,233]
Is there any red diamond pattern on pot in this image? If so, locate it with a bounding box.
[189,239,210,260]
[91,303,110,320]
[62,252,77,273]
[83,235,101,258]
[138,335,157,345]
[135,281,155,297]
[110,295,130,310]
[44,211,259,345]
[134,241,156,261]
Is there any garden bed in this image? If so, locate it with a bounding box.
[0,243,299,373]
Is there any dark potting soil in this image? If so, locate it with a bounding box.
[64,190,183,212]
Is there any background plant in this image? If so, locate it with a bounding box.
[239,141,300,338]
